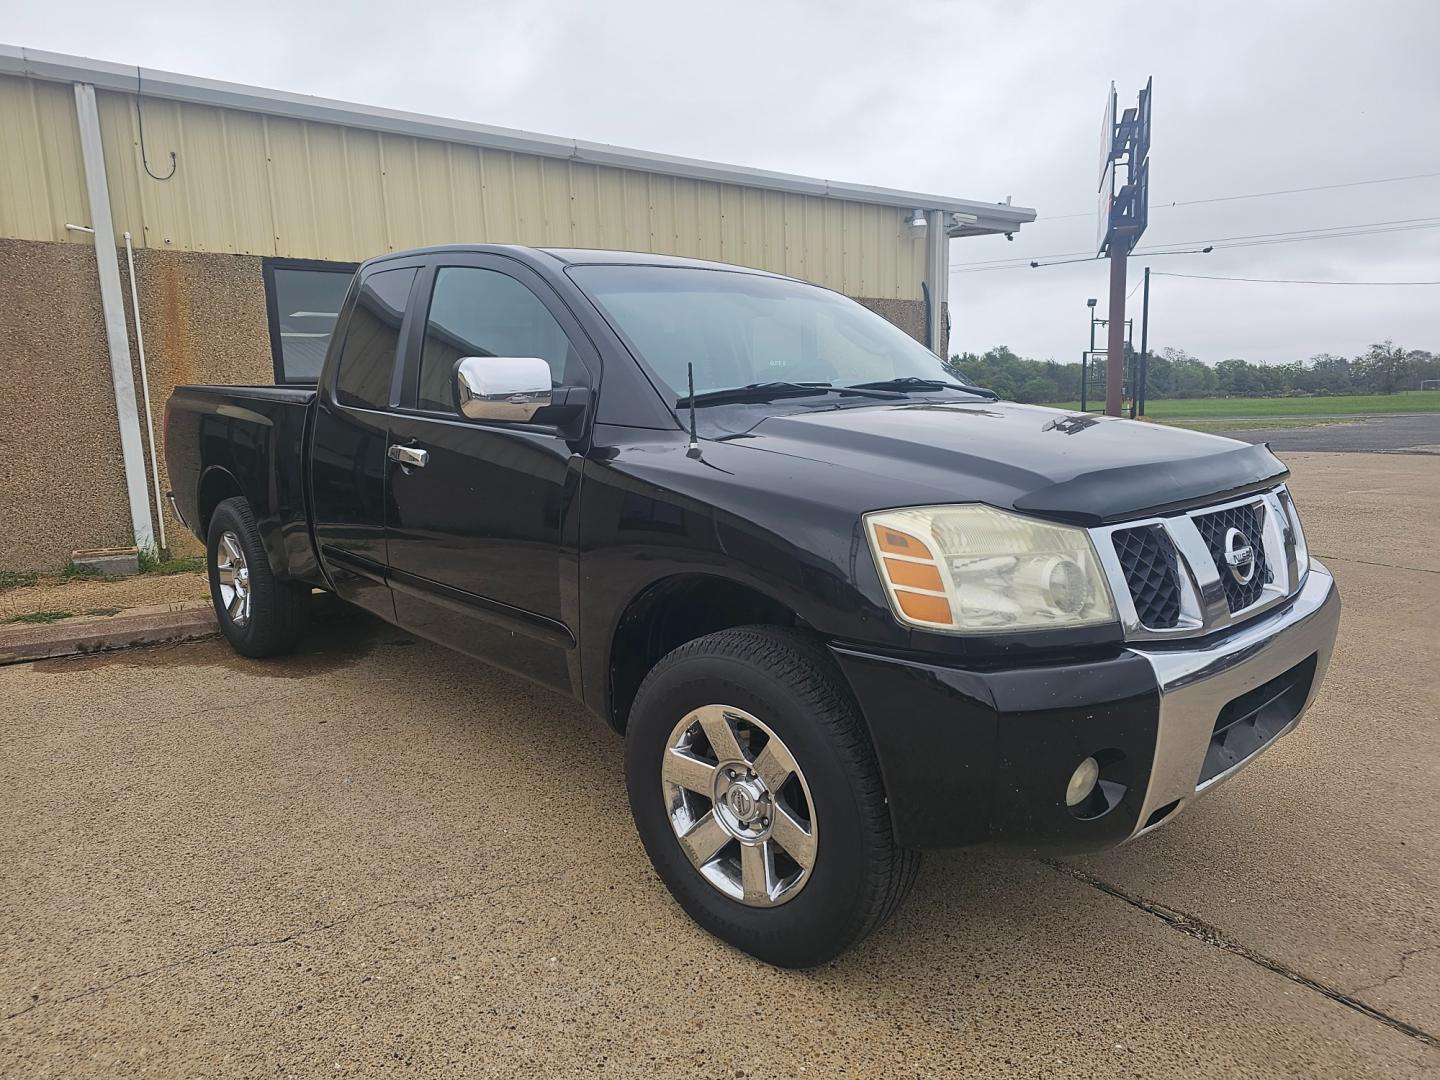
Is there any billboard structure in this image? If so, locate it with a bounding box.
[1095,77,1152,415]
[1098,76,1151,256]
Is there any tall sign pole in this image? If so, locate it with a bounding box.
[1105,251,1127,416]
[1097,77,1151,417]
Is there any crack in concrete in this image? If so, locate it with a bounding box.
[3,871,564,1023]
[1313,552,1440,576]
[1046,861,1438,1049]
[1350,946,1437,997]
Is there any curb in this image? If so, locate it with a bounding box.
[0,605,219,665]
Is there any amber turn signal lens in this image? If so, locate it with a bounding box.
[895,590,953,624]
[873,524,933,559]
[883,558,944,591]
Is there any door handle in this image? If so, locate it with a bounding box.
[387,444,429,469]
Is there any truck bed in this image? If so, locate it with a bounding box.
[164,384,323,586]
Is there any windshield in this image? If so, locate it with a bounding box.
[569,265,974,399]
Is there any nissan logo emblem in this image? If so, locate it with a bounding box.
[1223,527,1256,585]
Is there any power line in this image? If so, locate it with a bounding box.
[1157,215,1440,246]
[1036,170,1440,222]
[953,215,1440,269]
[950,217,1440,273]
[1203,220,1440,250]
[1152,272,1440,286]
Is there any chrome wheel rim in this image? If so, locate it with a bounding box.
[215,531,252,627]
[662,705,817,908]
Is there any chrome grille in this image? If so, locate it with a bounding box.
[1193,503,1271,613]
[1112,526,1182,629]
[1090,485,1304,642]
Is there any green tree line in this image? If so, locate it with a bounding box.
[944,341,1439,404]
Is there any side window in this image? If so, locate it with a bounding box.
[335,267,418,409]
[417,267,575,413]
[263,259,357,383]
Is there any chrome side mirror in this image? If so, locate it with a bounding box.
[455,356,552,422]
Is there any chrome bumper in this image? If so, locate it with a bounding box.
[1126,559,1340,839]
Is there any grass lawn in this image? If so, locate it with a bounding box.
[2,609,76,625]
[1039,390,1440,419]
[0,553,205,594]
[137,552,206,576]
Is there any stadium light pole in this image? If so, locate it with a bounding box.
[1083,298,1098,410]
[1132,248,1210,416]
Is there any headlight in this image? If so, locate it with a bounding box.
[864,505,1117,633]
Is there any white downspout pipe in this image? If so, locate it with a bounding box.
[72,81,156,553]
[924,210,948,358]
[124,230,166,551]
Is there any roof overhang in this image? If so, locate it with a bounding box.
[0,44,1036,236]
[946,207,1036,238]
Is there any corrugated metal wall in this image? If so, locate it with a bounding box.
[0,74,927,300]
[0,75,90,242]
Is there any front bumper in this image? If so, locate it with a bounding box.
[832,560,1340,853]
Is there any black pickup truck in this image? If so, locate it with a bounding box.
[165,245,1340,967]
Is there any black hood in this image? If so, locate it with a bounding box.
[734,400,1288,525]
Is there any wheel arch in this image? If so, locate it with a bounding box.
[606,572,807,733]
[197,466,245,538]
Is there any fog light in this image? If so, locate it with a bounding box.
[1066,756,1101,807]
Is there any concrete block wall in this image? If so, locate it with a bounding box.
[1,238,271,570]
[1,239,134,571]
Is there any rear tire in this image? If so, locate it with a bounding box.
[206,496,308,658]
[625,626,919,968]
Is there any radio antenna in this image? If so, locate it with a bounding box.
[685,362,701,458]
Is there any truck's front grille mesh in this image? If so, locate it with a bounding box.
[1112,526,1182,628]
[1096,485,1303,641]
[1193,503,1271,612]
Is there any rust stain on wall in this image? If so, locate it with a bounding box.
[154,257,197,389]
[127,248,273,562]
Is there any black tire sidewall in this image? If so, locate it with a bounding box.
[626,646,880,968]
[206,500,271,656]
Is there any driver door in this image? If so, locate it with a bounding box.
[383,255,596,693]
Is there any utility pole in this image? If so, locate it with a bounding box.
[1138,266,1151,417]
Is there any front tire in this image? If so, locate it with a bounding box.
[206,496,308,658]
[625,626,919,968]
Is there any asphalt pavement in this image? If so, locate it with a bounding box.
[1210,412,1440,453]
[2,453,1437,1078]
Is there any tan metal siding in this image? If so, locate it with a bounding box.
[0,76,928,299]
[0,75,89,243]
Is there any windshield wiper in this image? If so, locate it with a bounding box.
[675,381,903,407]
[845,377,999,400]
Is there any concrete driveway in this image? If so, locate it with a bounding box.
[2,453,1436,1078]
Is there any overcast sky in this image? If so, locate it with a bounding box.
[11,0,1439,365]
